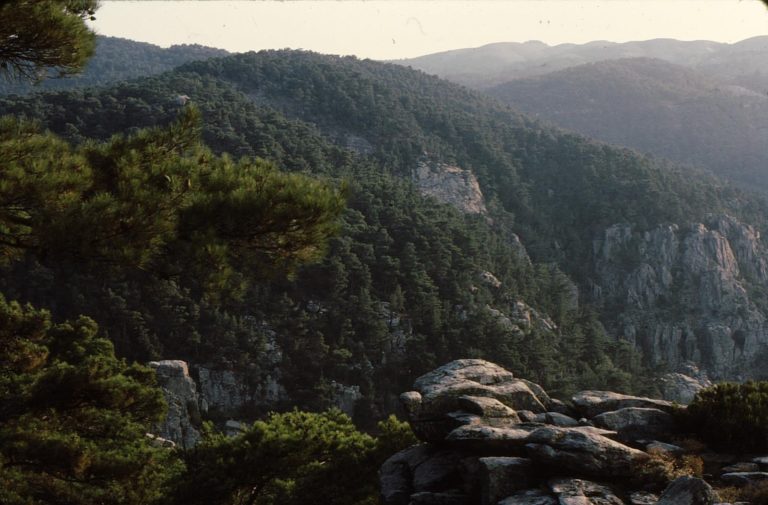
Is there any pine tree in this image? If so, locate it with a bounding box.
[0,294,181,505]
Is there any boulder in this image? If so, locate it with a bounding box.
[548,478,625,505]
[646,441,684,457]
[720,472,768,487]
[413,451,465,492]
[408,491,469,505]
[721,462,759,474]
[657,476,717,505]
[402,359,549,442]
[478,457,533,505]
[658,370,712,405]
[380,445,432,505]
[591,407,675,441]
[498,489,557,505]
[572,390,676,419]
[629,491,658,505]
[753,456,768,469]
[458,395,520,420]
[542,411,580,427]
[445,424,534,451]
[526,426,647,477]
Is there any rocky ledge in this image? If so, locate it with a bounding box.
[381,359,767,505]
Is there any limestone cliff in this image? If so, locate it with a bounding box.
[413,160,487,215]
[591,214,768,380]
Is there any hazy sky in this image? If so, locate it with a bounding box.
[90,1,768,60]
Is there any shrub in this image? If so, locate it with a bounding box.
[716,481,768,505]
[683,381,768,452]
[634,448,704,488]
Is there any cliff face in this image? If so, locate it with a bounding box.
[413,160,487,215]
[591,215,768,379]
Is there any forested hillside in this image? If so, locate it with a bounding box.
[486,57,768,193]
[0,53,652,424]
[3,49,767,408]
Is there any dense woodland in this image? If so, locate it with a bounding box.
[3,3,768,504]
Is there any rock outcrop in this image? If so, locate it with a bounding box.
[381,359,736,505]
[658,363,713,405]
[148,360,202,449]
[413,160,487,215]
[592,215,768,380]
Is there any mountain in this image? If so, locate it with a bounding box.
[395,37,766,89]
[0,36,229,95]
[2,49,768,427]
[485,57,768,193]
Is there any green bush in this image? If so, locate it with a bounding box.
[684,381,768,452]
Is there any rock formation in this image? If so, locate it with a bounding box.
[381,359,757,505]
[148,360,202,449]
[413,160,487,215]
[592,215,768,380]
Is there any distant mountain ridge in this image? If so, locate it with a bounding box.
[485,57,768,193]
[396,36,768,89]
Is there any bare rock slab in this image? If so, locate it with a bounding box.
[572,390,676,419]
[526,426,647,477]
[548,478,625,505]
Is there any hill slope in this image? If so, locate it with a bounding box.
[395,37,766,89]
[486,57,768,193]
[2,50,768,422]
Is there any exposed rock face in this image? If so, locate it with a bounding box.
[148,360,202,449]
[329,381,362,417]
[413,160,487,215]
[592,215,768,380]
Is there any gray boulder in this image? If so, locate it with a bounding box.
[658,369,712,405]
[541,411,580,427]
[721,462,759,474]
[408,491,469,505]
[720,472,768,487]
[526,426,647,477]
[572,390,676,419]
[498,489,557,505]
[478,457,533,505]
[402,359,549,442]
[548,478,625,505]
[591,407,675,441]
[657,476,717,505]
[380,445,432,505]
[413,450,465,492]
[629,491,658,505]
[445,424,535,451]
[646,441,684,457]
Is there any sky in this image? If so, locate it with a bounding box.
[90,1,768,60]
